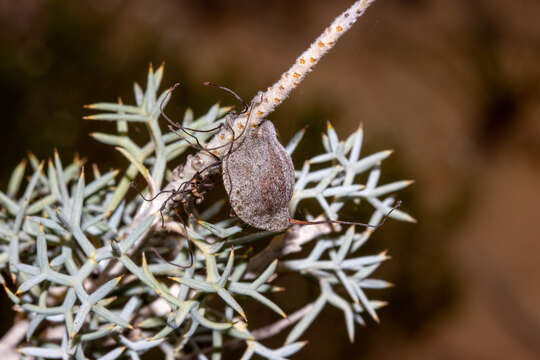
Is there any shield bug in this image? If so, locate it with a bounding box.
[222,120,295,232]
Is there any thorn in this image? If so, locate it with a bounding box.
[2,284,14,297]
[141,252,148,266]
[239,311,248,322]
[326,121,333,130]
[380,250,391,260]
[408,216,418,224]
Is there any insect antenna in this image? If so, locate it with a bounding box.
[203,81,249,114]
[194,82,256,156]
[160,83,223,158]
[129,181,175,202]
[290,200,402,230]
[150,245,194,269]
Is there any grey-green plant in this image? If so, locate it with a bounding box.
[0,1,415,359]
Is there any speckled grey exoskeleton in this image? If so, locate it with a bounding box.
[222,120,294,232]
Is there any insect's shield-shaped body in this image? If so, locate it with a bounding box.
[223,120,295,231]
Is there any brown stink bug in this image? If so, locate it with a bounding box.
[222,120,294,232]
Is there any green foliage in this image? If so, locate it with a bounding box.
[0,66,413,359]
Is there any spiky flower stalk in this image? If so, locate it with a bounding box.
[251,0,376,120]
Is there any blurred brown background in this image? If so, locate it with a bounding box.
[1,0,540,359]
